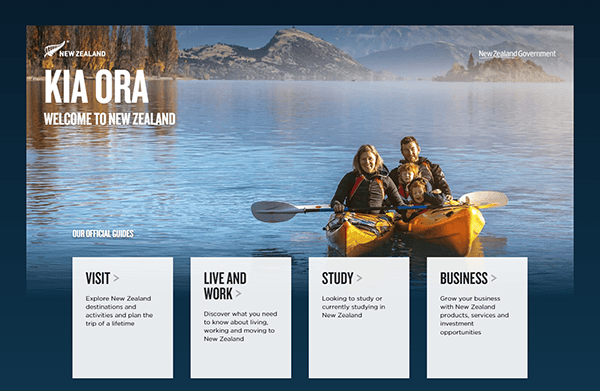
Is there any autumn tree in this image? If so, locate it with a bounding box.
[109,25,119,70]
[147,26,178,76]
[110,26,136,70]
[76,25,110,73]
[130,26,146,72]
[26,26,41,75]
[26,25,169,76]
[26,26,74,74]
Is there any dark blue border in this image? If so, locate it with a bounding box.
[2,8,597,390]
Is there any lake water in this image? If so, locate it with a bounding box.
[26,80,573,297]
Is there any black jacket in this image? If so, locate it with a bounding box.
[331,171,407,213]
[389,157,451,198]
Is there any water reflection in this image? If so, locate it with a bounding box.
[27,80,572,296]
[27,79,179,228]
[27,79,178,148]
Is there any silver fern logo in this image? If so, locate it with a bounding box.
[44,41,68,57]
[43,40,106,58]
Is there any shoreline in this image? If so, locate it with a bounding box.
[26,75,570,83]
[26,75,199,81]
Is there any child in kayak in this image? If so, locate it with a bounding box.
[401,178,445,222]
[331,144,408,214]
[395,162,420,198]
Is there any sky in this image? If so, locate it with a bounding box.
[176,26,335,50]
[175,25,574,53]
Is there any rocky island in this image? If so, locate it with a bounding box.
[178,28,395,81]
[434,55,563,82]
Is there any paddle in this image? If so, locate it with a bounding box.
[251,201,427,223]
[458,191,508,209]
[252,191,507,223]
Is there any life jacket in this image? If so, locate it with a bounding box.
[398,183,409,198]
[349,175,385,200]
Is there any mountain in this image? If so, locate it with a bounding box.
[176,26,562,58]
[178,28,393,81]
[357,42,474,79]
[483,41,572,81]
[176,26,573,81]
[323,26,572,59]
[357,40,572,81]
[434,56,563,82]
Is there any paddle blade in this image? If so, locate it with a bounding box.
[459,191,508,209]
[251,201,301,223]
[252,202,337,223]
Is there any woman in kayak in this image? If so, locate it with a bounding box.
[331,144,408,214]
[402,178,445,221]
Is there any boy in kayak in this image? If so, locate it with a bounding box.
[331,144,408,214]
[395,162,420,198]
[389,136,452,201]
[402,178,445,222]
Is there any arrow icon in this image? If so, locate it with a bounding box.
[113,274,120,282]
[356,274,363,282]
[236,290,242,297]
[491,274,497,282]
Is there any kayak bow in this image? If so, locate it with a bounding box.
[325,212,395,257]
[395,202,485,256]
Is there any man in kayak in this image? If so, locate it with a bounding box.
[332,144,408,214]
[389,136,452,200]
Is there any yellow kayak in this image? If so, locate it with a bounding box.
[395,202,485,256]
[325,212,395,257]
